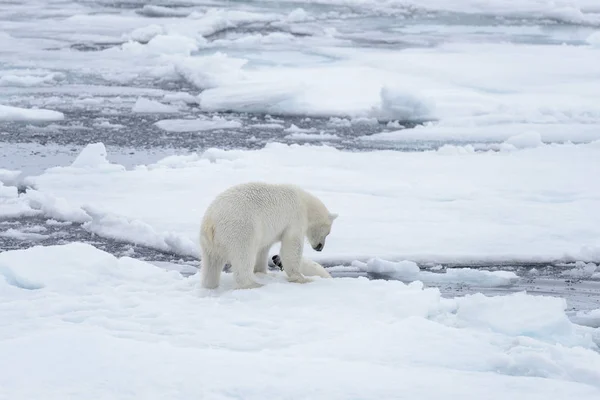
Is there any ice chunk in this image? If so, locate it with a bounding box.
[285,132,340,141]
[286,8,310,22]
[82,206,199,258]
[126,24,165,43]
[0,229,48,241]
[571,309,600,328]
[586,32,600,47]
[366,258,421,280]
[364,258,518,287]
[0,72,63,87]
[505,131,544,148]
[163,92,198,104]
[561,261,597,278]
[23,190,91,224]
[453,292,574,340]
[136,5,191,18]
[132,97,178,114]
[71,143,112,169]
[174,52,247,90]
[0,104,64,122]
[154,117,241,132]
[370,86,435,121]
[122,34,199,56]
[0,169,21,187]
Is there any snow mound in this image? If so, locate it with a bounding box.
[0,104,64,122]
[0,228,48,241]
[23,190,91,224]
[122,34,199,56]
[586,32,600,47]
[27,141,600,264]
[0,181,39,219]
[452,292,573,340]
[125,24,164,43]
[365,258,421,280]
[0,169,21,187]
[561,261,598,278]
[571,309,600,328]
[70,143,123,171]
[163,92,198,104]
[285,132,341,141]
[132,97,178,113]
[363,258,519,287]
[136,5,191,18]
[155,116,242,132]
[174,52,247,90]
[1,243,599,399]
[370,86,435,121]
[82,206,199,258]
[437,144,476,155]
[505,131,544,149]
[0,72,63,87]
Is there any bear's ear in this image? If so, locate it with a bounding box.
[329,213,338,222]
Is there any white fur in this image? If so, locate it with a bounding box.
[298,258,332,279]
[199,182,337,289]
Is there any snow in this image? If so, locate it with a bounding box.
[125,24,165,43]
[69,142,124,171]
[505,131,544,149]
[285,132,341,141]
[2,2,600,397]
[0,104,64,122]
[370,86,435,122]
[572,309,600,328]
[25,141,600,264]
[0,1,598,143]
[588,32,600,47]
[154,116,242,132]
[0,71,63,87]
[1,242,600,399]
[561,262,598,278]
[162,92,198,104]
[0,228,48,241]
[0,168,21,187]
[131,97,179,114]
[0,179,39,219]
[359,258,519,287]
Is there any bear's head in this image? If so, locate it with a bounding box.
[307,212,338,252]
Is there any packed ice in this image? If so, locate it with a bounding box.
[2,0,600,398]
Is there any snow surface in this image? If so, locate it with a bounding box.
[154,117,242,132]
[572,309,600,328]
[1,1,599,143]
[357,258,519,287]
[131,97,179,114]
[24,141,600,264]
[0,104,64,122]
[1,242,600,399]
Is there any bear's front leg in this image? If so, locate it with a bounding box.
[280,231,312,284]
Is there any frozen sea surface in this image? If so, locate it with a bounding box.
[1,2,600,398]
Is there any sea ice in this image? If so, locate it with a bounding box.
[0,243,599,399]
[25,141,600,264]
[0,104,64,122]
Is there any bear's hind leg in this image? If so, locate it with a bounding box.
[253,246,270,274]
[200,250,224,289]
[232,252,264,290]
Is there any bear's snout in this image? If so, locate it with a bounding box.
[314,243,323,251]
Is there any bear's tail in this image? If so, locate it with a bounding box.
[200,217,216,248]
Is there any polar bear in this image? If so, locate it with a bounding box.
[199,182,337,289]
